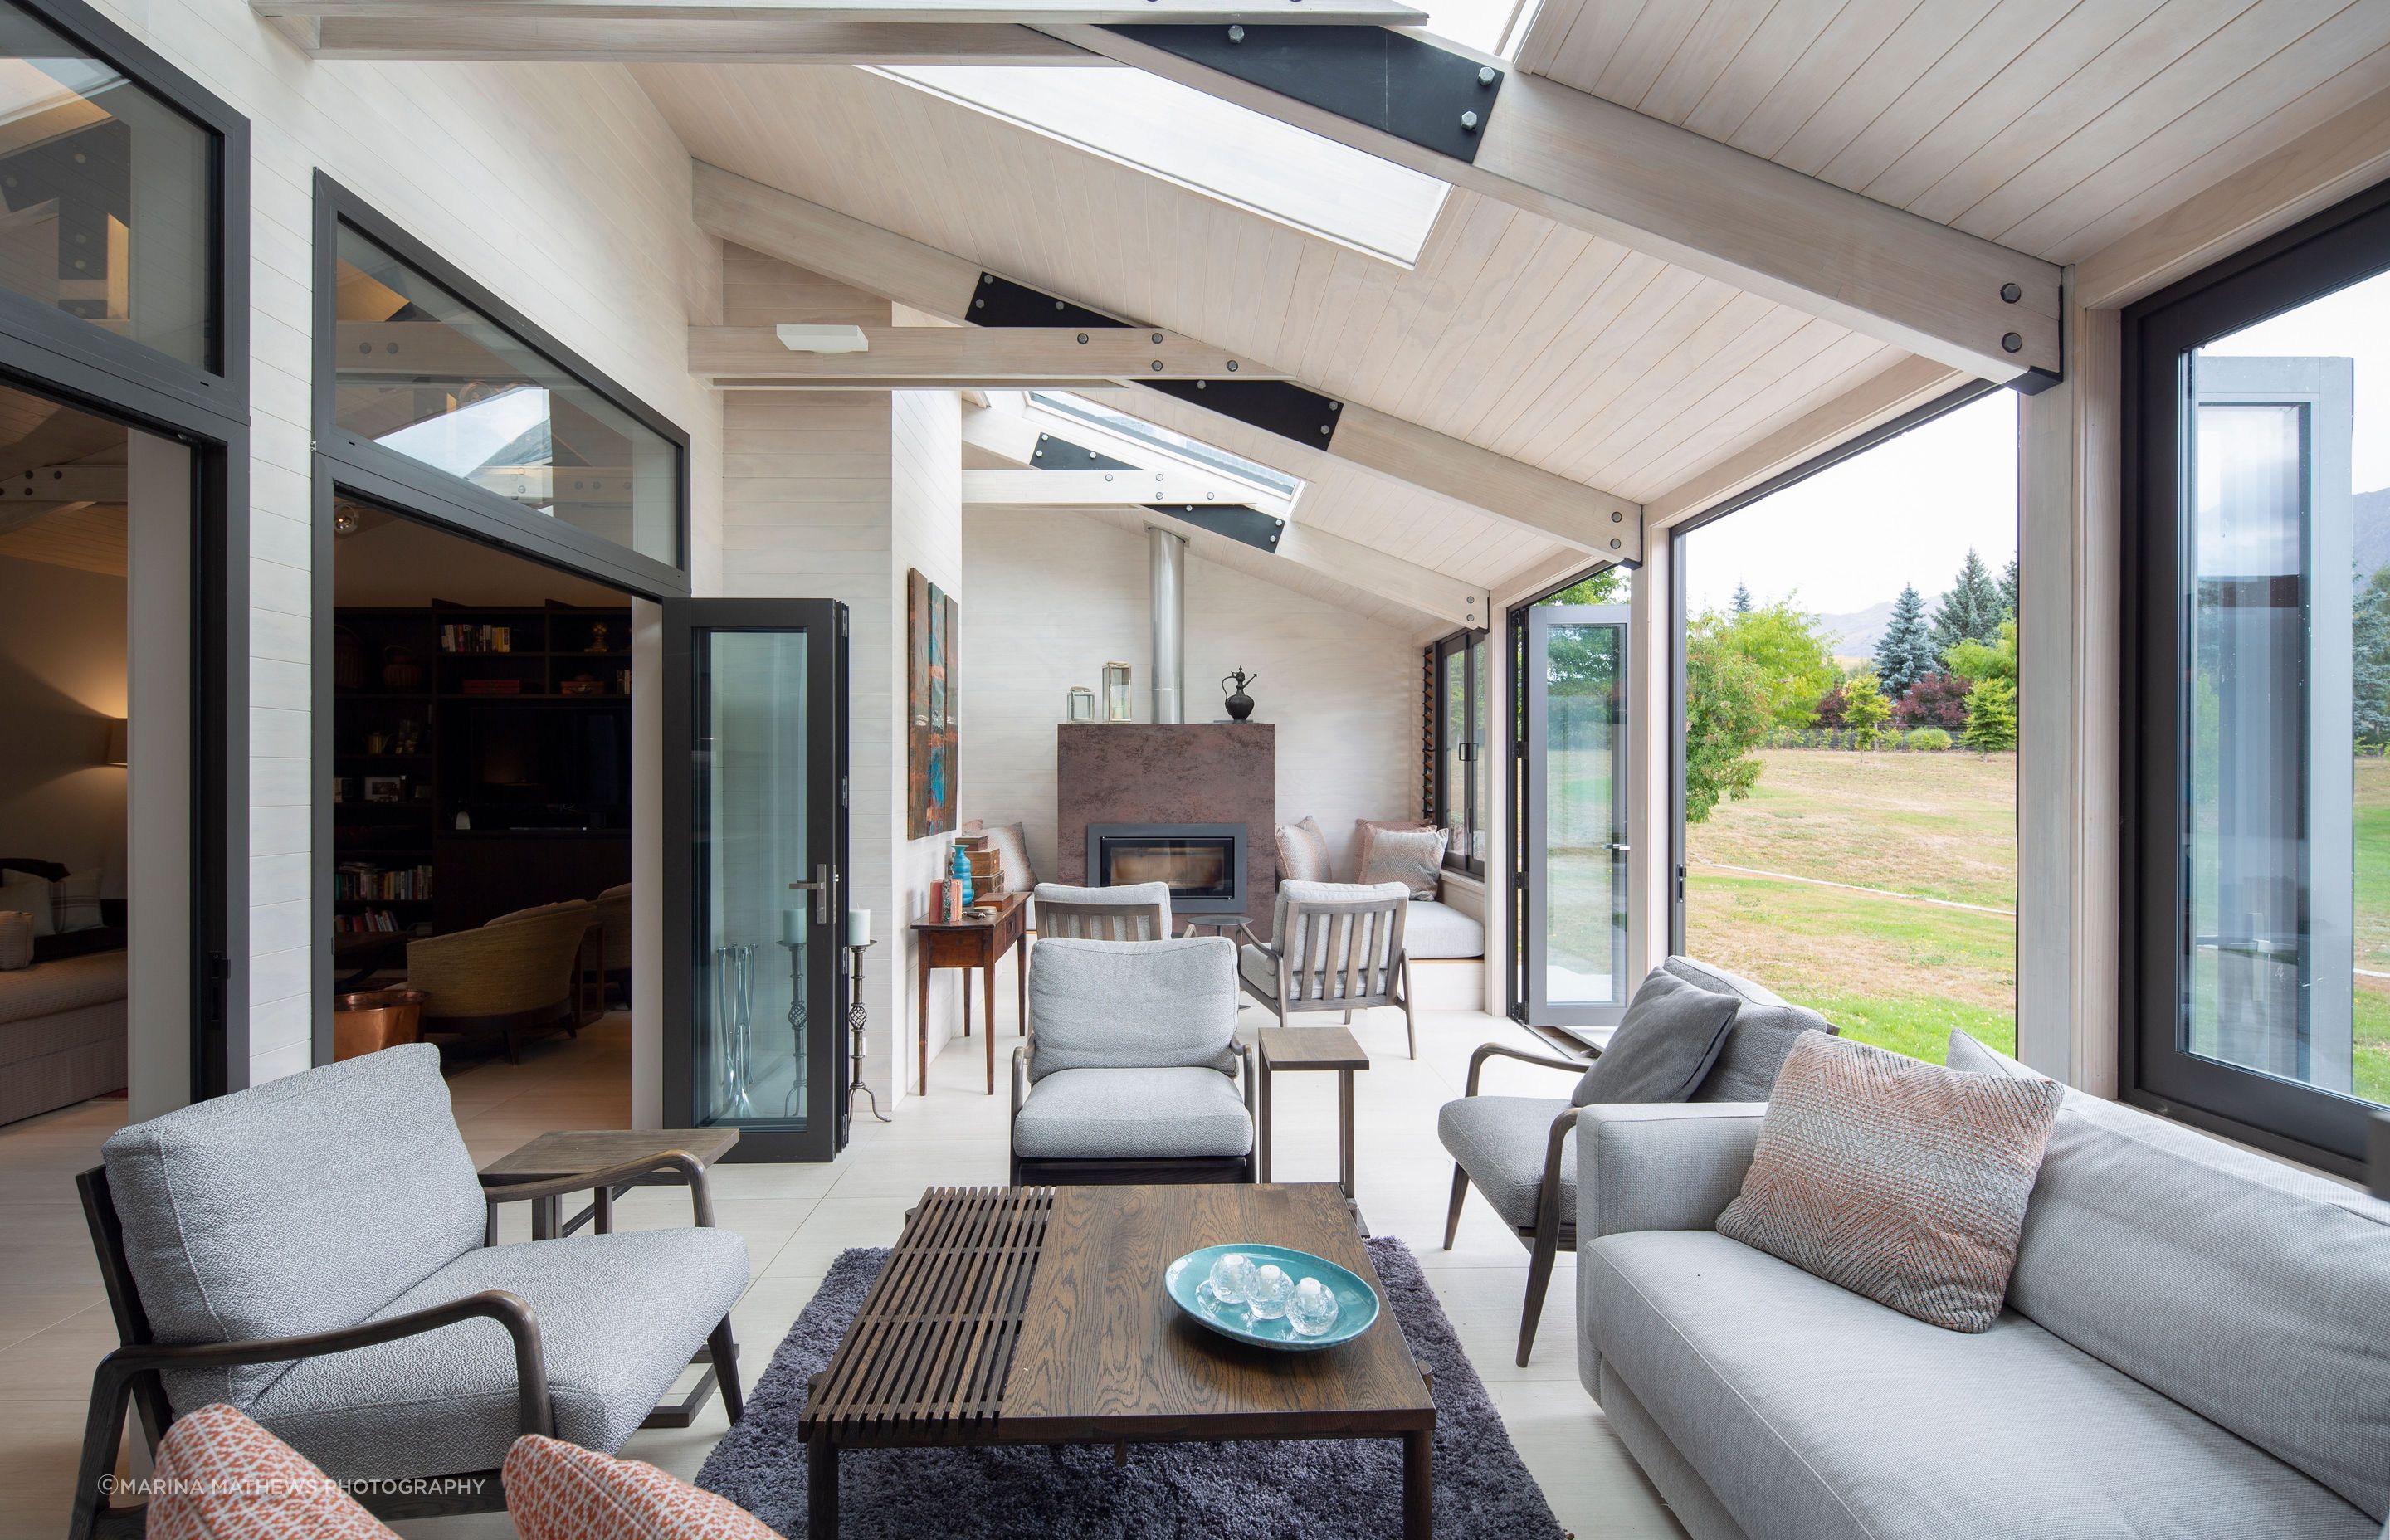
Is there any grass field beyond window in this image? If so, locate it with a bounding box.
[1683,749,2017,1064]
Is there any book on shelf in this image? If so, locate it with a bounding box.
[440,623,515,655]
[334,862,434,902]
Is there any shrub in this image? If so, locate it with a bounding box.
[1896,670,1969,730]
[1963,675,2019,754]
[1904,727,1953,751]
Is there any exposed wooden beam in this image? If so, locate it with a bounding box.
[694,161,1639,556]
[0,464,126,503]
[306,15,1092,59]
[1643,356,1968,530]
[1045,24,2061,385]
[690,324,1283,383]
[253,0,1425,24]
[966,466,1266,509]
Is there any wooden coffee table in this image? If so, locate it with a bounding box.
[801,1183,1436,1537]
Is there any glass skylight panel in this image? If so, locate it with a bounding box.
[876,65,1446,266]
[1029,391,1301,500]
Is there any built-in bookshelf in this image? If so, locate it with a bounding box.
[332,599,632,933]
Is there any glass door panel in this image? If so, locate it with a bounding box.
[1525,604,1631,1029]
[664,600,847,1161]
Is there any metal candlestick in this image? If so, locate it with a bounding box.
[846,941,888,1123]
[778,938,807,1116]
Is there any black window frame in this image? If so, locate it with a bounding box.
[310,173,693,601]
[1427,626,1489,879]
[0,0,251,1098]
[2120,177,2390,1177]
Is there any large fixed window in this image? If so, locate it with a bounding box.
[1428,628,1488,877]
[2124,182,2390,1172]
[1672,391,2018,1064]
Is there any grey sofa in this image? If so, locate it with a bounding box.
[1440,955,1830,1365]
[74,1043,749,1533]
[1011,934,1256,1184]
[1575,1035,2390,1540]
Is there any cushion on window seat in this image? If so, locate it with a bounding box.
[1403,899,1483,959]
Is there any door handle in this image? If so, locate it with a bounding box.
[788,863,834,924]
[1606,842,1632,853]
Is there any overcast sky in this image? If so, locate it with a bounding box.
[1680,391,2020,617]
[2201,265,2390,493]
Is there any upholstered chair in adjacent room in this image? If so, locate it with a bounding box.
[407,904,593,1062]
[1236,880,1418,1056]
[1439,956,1834,1365]
[69,1044,749,1538]
[1010,935,1255,1184]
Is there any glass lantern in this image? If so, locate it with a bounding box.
[1066,685,1095,723]
[1103,661,1133,722]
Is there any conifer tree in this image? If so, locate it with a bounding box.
[1930,549,2007,653]
[1998,554,2021,621]
[1871,584,1934,699]
[1731,581,1753,614]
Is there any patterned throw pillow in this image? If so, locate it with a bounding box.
[1352,818,1432,883]
[1273,815,1331,884]
[505,1434,786,1540]
[1355,826,1447,899]
[148,1402,399,1540]
[53,869,104,933]
[1717,1031,2062,1333]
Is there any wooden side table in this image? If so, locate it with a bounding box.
[1256,1026,1370,1198]
[910,890,1028,1095]
[480,1127,740,1242]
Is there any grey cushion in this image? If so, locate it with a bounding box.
[2002,1085,2390,1519]
[1662,955,1834,1102]
[1572,970,1738,1107]
[1437,1094,1574,1230]
[1027,935,1236,1081]
[1586,1229,2378,1540]
[1012,1066,1253,1160]
[248,1225,749,1480]
[1273,816,1330,884]
[1032,880,1172,938]
[1355,826,1447,898]
[100,1043,485,1412]
[1945,1027,2042,1080]
[1402,898,1484,959]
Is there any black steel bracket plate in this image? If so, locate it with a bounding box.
[1145,378,1339,448]
[968,272,1126,329]
[1031,431,1138,471]
[1144,504,1285,554]
[1103,24,1501,163]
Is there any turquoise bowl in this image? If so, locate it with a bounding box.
[1163,1243,1381,1352]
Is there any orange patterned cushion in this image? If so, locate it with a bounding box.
[147,1403,398,1539]
[505,1435,786,1540]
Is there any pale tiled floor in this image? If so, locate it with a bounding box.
[0,1000,1681,1538]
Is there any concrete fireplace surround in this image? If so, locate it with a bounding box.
[1056,724,1280,938]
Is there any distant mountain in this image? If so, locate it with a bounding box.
[2357,487,2390,580]
[1812,593,1942,664]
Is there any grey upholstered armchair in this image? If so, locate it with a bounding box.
[1237,880,1419,1057]
[71,1044,749,1537]
[1010,935,1256,1184]
[1438,956,1832,1366]
[1032,880,1178,941]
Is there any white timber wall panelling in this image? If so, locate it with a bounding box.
[81,1,724,1085]
[958,509,1418,889]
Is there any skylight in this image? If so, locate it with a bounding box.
[876,66,1446,267]
[1029,391,1302,501]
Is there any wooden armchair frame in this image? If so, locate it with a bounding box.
[1034,895,1180,942]
[1236,892,1418,1057]
[71,1150,741,1539]
[1441,1039,1598,1367]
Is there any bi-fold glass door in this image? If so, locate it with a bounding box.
[662,600,849,1162]
[1521,602,1632,1031]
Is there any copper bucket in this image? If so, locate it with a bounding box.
[333,987,429,1060]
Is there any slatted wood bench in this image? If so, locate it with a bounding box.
[800,1183,1436,1538]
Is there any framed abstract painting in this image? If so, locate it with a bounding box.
[907,568,958,837]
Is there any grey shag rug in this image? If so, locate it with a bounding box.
[697,1237,1568,1539]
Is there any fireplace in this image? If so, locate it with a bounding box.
[1088,822,1246,914]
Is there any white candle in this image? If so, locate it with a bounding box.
[846,908,871,948]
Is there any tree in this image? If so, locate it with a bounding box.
[1943,617,2019,689]
[1714,598,1839,729]
[1999,554,2021,621]
[1549,568,1627,605]
[1963,675,2018,754]
[2356,568,2390,751]
[1930,548,2007,653]
[1871,584,1936,699]
[1731,581,1753,614]
[1812,681,1848,729]
[1683,620,1771,821]
[1842,670,1891,752]
[1896,670,1969,730]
